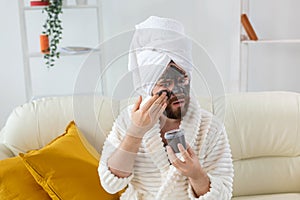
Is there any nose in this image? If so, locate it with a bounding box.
[172,84,183,94]
[166,82,175,92]
[168,83,183,94]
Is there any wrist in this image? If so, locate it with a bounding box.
[127,124,147,138]
[189,170,208,182]
[189,172,210,197]
[189,173,209,185]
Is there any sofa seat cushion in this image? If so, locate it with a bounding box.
[233,193,300,200]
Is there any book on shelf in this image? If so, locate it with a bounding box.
[241,14,258,41]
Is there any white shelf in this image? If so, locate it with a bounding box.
[24,5,98,10]
[19,0,104,101]
[242,39,300,44]
[240,0,300,93]
[28,49,100,58]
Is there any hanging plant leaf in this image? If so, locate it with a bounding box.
[42,0,63,68]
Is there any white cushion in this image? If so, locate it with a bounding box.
[222,91,300,196]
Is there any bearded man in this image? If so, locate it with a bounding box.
[99,16,233,200]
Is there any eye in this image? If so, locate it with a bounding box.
[157,81,172,88]
[178,77,189,85]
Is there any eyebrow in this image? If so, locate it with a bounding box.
[163,74,188,79]
[157,78,172,82]
[157,75,189,83]
[169,64,186,75]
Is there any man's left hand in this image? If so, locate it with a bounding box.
[166,143,210,196]
[166,143,204,180]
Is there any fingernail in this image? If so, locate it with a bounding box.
[178,143,183,150]
[166,146,171,152]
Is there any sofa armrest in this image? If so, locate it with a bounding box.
[0,127,15,160]
[0,143,14,160]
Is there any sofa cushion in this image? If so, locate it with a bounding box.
[223,92,300,196]
[0,142,14,160]
[20,121,120,200]
[0,156,51,199]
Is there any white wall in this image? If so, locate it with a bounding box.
[0,0,27,128]
[244,0,300,92]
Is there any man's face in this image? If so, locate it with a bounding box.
[152,62,190,120]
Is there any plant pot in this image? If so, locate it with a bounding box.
[40,34,50,54]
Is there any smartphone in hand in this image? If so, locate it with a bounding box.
[165,129,186,153]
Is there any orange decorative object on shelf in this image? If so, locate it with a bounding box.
[241,14,258,41]
[40,34,50,54]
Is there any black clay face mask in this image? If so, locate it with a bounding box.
[156,64,191,119]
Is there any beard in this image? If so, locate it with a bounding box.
[163,95,190,120]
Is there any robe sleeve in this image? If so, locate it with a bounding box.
[98,107,134,194]
[188,117,234,200]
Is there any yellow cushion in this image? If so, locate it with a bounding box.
[20,121,120,200]
[0,156,51,200]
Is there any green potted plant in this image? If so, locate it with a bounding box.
[42,0,63,68]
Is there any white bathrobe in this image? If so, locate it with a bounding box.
[98,98,234,200]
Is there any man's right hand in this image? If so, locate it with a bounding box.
[128,92,168,138]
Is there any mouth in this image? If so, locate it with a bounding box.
[164,95,189,119]
[171,98,185,108]
[172,98,184,105]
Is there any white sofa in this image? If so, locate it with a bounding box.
[0,91,300,199]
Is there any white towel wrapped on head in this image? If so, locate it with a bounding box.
[128,16,194,96]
